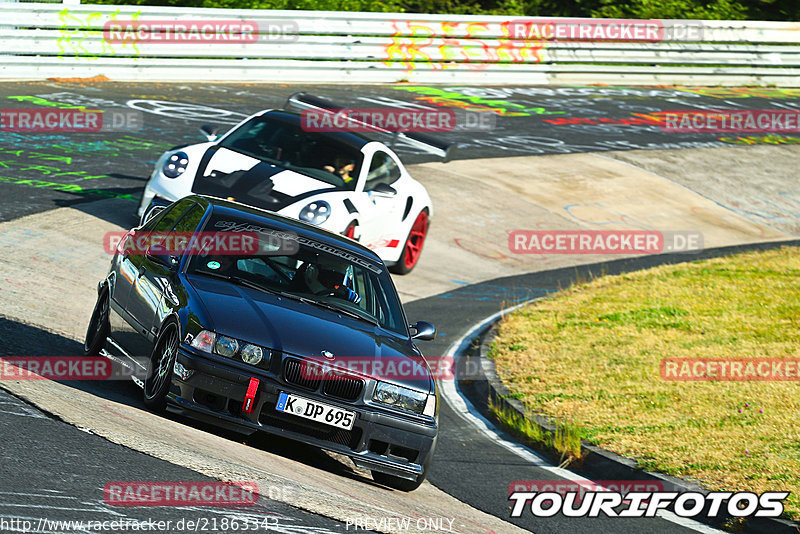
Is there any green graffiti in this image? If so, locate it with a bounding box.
[57,8,141,60]
[6,96,88,111]
[3,161,107,180]
[680,88,800,99]
[393,86,564,116]
[719,134,800,145]
[0,149,70,168]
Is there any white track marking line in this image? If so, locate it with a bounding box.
[0,492,76,500]
[439,301,724,534]
[0,395,47,419]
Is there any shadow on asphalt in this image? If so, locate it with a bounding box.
[0,316,375,487]
[62,195,142,229]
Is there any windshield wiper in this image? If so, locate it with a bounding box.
[194,270,233,282]
[195,270,287,298]
[299,297,379,327]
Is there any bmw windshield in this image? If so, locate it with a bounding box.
[185,214,407,336]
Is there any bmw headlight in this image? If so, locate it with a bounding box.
[240,344,263,365]
[373,382,429,415]
[190,330,216,352]
[299,200,331,226]
[214,335,239,358]
[163,151,189,179]
[189,330,269,368]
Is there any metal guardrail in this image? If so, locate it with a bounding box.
[0,3,799,85]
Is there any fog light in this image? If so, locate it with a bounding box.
[174,361,193,381]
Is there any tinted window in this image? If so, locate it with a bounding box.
[218,115,363,190]
[173,204,205,233]
[365,151,401,190]
[187,214,407,335]
[148,199,196,233]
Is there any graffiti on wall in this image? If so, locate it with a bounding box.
[57,8,141,60]
[383,21,545,73]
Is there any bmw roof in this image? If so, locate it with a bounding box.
[191,195,385,266]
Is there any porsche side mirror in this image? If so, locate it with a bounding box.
[410,321,436,341]
[200,124,220,142]
[369,183,397,197]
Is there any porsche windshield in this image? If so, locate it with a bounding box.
[219,114,363,189]
[186,214,407,335]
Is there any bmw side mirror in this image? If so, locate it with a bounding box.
[141,205,166,226]
[145,245,179,271]
[200,124,220,142]
[370,183,397,197]
[410,321,436,341]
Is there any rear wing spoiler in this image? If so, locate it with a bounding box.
[285,92,457,163]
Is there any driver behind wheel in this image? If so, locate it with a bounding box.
[323,156,356,184]
[304,264,362,304]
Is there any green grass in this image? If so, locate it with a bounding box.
[491,246,800,518]
[489,397,583,465]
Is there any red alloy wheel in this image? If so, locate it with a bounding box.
[403,210,428,270]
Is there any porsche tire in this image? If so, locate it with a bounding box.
[390,209,429,275]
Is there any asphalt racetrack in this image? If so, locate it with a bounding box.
[2,81,797,222]
[0,81,798,534]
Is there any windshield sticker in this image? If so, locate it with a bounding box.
[213,220,382,274]
[206,261,221,270]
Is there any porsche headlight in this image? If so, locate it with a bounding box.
[299,200,331,226]
[373,382,428,415]
[163,151,189,179]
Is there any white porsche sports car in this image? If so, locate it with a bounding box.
[137,93,453,274]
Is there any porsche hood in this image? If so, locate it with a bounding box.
[192,146,337,212]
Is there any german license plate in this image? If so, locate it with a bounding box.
[275,392,356,430]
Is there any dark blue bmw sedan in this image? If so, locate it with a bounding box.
[84,195,438,491]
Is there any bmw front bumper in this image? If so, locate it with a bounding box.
[169,347,437,481]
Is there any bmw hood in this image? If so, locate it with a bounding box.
[186,275,432,391]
